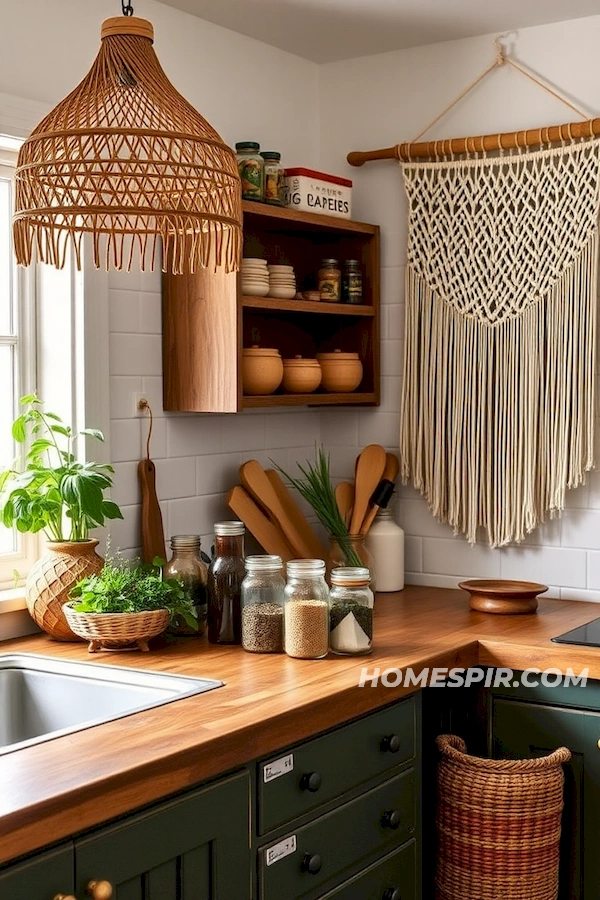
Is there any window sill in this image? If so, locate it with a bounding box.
[0,587,27,613]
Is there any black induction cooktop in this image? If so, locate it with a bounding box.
[552,616,600,647]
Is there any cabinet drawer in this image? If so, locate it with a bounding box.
[259,767,416,900]
[320,840,416,900]
[0,845,74,900]
[258,696,415,833]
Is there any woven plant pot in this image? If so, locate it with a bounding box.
[435,734,571,900]
[25,540,104,641]
[63,603,170,653]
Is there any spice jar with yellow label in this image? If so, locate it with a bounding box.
[261,151,284,206]
[318,258,341,302]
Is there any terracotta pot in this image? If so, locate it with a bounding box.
[25,539,104,641]
[316,350,363,392]
[242,346,283,395]
[282,356,322,393]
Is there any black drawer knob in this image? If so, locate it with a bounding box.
[301,853,322,874]
[299,772,322,792]
[381,809,402,830]
[383,889,401,900]
[380,734,401,753]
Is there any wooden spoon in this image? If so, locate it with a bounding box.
[359,453,400,536]
[240,460,314,559]
[265,470,327,559]
[349,444,387,535]
[227,486,295,562]
[335,482,355,528]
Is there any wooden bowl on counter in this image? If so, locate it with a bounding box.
[282,356,322,393]
[242,346,284,395]
[459,579,549,614]
[316,350,363,392]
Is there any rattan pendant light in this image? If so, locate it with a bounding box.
[13,3,242,274]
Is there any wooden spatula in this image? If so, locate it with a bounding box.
[335,482,355,528]
[360,452,400,536]
[240,460,314,559]
[349,444,387,535]
[138,458,166,564]
[227,486,295,561]
[266,470,326,559]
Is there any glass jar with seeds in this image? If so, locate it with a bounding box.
[241,555,285,653]
[329,567,374,655]
[284,559,329,660]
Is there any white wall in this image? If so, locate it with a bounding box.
[0,0,323,560]
[318,15,600,600]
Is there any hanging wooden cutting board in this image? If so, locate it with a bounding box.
[138,458,166,564]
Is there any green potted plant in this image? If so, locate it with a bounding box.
[66,557,197,652]
[0,394,123,640]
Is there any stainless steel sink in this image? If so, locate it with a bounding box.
[0,653,223,755]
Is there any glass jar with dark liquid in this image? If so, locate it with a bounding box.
[207,522,245,644]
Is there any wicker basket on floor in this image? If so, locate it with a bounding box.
[63,602,170,652]
[436,734,571,900]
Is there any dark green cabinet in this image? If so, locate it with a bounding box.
[76,770,250,900]
[489,695,600,900]
[0,844,74,900]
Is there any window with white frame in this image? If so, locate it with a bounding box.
[0,142,38,588]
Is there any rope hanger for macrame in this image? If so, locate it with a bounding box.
[347,35,597,165]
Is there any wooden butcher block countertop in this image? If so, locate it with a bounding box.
[1,585,599,864]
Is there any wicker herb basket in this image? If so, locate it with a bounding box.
[63,602,170,653]
[435,734,571,900]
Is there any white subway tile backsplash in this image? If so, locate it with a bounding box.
[266,412,320,449]
[139,292,163,334]
[320,411,359,447]
[381,341,404,377]
[561,509,600,550]
[500,545,586,588]
[109,290,140,333]
[358,411,400,449]
[154,457,197,500]
[380,266,405,306]
[404,535,422,573]
[423,538,501,578]
[196,452,241,497]
[167,416,222,457]
[106,504,142,553]
[110,333,162,377]
[587,552,600,589]
[398,497,453,538]
[221,413,265,452]
[387,303,405,341]
[167,493,229,539]
[110,376,142,420]
[140,376,166,417]
[110,419,142,463]
[110,462,141,508]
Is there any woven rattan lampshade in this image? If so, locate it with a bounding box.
[13,16,242,274]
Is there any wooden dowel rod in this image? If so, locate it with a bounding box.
[347,117,600,166]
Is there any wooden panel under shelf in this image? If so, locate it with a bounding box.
[242,392,378,408]
[241,200,377,236]
[242,296,375,316]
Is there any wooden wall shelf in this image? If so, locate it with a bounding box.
[162,202,380,412]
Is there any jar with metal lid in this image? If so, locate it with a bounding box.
[207,521,245,645]
[284,559,329,659]
[261,151,284,206]
[164,535,208,635]
[342,259,363,304]
[318,258,341,302]
[236,141,264,201]
[329,567,374,655]
[241,555,285,653]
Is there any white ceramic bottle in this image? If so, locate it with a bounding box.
[365,499,405,592]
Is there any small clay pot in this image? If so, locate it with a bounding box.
[242,346,283,395]
[282,356,322,393]
[316,350,363,392]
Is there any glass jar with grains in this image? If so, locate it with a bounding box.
[241,555,285,653]
[261,151,284,206]
[236,142,265,202]
[284,559,329,659]
[207,521,245,644]
[329,567,374,656]
[318,258,341,302]
[164,535,208,635]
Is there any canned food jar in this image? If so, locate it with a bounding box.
[318,258,341,302]
[261,151,284,206]
[236,141,265,202]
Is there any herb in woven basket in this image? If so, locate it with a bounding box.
[275,449,362,567]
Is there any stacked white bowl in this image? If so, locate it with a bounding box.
[267,264,296,300]
[241,258,269,296]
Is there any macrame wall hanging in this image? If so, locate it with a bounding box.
[348,40,600,547]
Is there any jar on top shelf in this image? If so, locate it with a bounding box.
[236,142,264,202]
[284,559,329,659]
[261,151,285,206]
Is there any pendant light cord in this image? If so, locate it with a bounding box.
[121,0,134,15]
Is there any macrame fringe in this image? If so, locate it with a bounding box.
[400,234,598,547]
